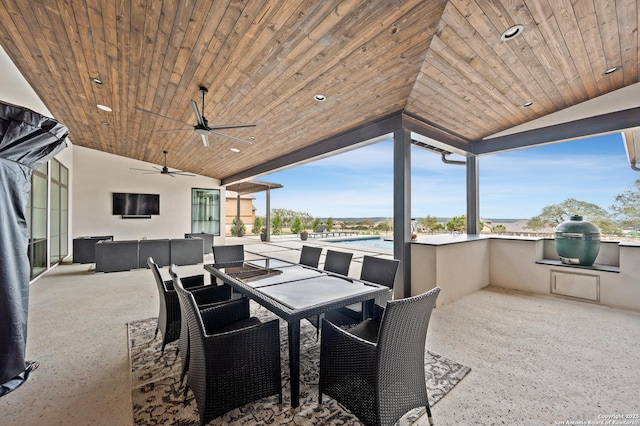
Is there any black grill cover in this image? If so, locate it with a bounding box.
[0,101,67,393]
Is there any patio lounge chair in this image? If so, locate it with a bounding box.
[319,287,441,426]
[170,265,282,425]
[310,225,327,238]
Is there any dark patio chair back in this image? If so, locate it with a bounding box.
[319,286,441,426]
[170,265,282,425]
[323,249,353,275]
[299,245,322,268]
[148,257,180,352]
[360,256,399,288]
[213,244,244,264]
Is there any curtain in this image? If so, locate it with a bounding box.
[0,101,67,395]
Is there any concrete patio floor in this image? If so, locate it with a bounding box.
[0,235,638,425]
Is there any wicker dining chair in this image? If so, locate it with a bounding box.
[212,244,245,263]
[170,265,282,425]
[323,249,353,275]
[148,257,232,353]
[320,256,400,329]
[319,287,441,426]
[299,245,322,268]
[305,249,353,337]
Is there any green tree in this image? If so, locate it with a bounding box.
[271,212,282,235]
[446,215,466,232]
[290,216,303,234]
[312,218,321,232]
[326,217,334,231]
[492,224,507,234]
[527,198,611,229]
[420,215,440,233]
[610,179,640,229]
[251,216,263,234]
[375,221,391,233]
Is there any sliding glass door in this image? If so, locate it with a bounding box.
[191,188,220,235]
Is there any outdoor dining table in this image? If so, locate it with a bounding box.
[203,258,389,411]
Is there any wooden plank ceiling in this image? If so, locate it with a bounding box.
[0,0,638,181]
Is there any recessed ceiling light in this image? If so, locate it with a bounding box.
[230,147,240,153]
[249,136,256,141]
[90,77,103,85]
[101,121,110,126]
[522,101,534,108]
[314,94,326,102]
[501,24,524,41]
[97,104,112,112]
[602,66,621,75]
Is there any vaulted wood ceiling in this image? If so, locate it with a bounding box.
[0,0,638,182]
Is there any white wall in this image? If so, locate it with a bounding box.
[73,146,223,241]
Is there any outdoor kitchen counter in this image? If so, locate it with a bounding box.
[410,234,640,312]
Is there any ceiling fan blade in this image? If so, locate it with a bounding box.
[152,128,193,133]
[208,123,257,130]
[210,130,253,145]
[169,171,195,177]
[201,134,210,147]
[135,106,193,126]
[129,167,154,172]
[191,100,206,127]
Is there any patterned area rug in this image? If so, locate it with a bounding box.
[129,303,470,425]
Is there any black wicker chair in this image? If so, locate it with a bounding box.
[148,257,232,354]
[319,287,441,426]
[330,256,400,325]
[305,249,353,337]
[299,245,322,268]
[212,244,245,263]
[323,249,353,275]
[170,265,282,425]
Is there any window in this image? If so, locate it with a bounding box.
[27,163,48,278]
[50,159,69,266]
[191,189,220,235]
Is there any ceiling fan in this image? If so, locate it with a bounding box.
[135,87,256,147]
[130,150,195,177]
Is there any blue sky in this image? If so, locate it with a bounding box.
[253,132,638,220]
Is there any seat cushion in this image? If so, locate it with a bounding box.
[347,318,380,344]
[209,316,261,334]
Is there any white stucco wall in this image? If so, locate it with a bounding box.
[72,146,223,241]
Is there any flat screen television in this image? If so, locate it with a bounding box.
[112,193,160,216]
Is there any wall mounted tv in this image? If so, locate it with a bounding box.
[112,193,160,216]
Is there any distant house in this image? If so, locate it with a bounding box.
[224,191,256,235]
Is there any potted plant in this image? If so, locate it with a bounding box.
[291,216,307,240]
[231,217,245,237]
[260,227,267,241]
